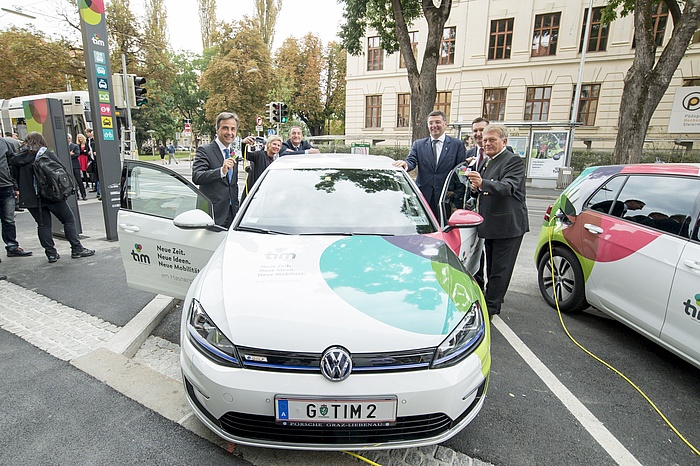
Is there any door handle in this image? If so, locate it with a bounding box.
[584,223,604,234]
[119,223,140,233]
[683,259,700,273]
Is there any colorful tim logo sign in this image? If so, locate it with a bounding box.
[79,0,105,26]
[131,243,151,264]
[23,99,49,134]
[682,294,700,321]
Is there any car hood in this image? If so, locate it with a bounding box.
[193,232,482,352]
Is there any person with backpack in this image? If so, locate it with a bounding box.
[10,132,95,263]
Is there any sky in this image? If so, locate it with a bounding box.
[0,0,346,53]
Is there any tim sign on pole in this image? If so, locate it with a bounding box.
[78,0,121,240]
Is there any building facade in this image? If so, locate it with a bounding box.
[345,0,700,151]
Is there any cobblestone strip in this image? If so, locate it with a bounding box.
[133,335,182,382]
[357,444,491,466]
[0,281,119,361]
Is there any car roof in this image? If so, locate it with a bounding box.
[269,153,399,171]
[606,163,700,177]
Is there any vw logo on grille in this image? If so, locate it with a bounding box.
[320,346,352,382]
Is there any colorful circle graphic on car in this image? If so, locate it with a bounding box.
[79,0,105,25]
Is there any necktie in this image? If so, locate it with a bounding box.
[224,148,232,183]
[432,139,439,163]
[478,147,484,168]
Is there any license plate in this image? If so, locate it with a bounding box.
[275,395,397,425]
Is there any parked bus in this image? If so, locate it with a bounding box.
[0,90,92,140]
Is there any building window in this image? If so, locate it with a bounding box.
[439,27,456,65]
[399,31,418,68]
[433,92,452,122]
[367,36,383,71]
[397,93,411,127]
[532,13,561,57]
[488,18,514,60]
[580,7,609,52]
[483,88,507,121]
[365,95,382,128]
[683,78,700,86]
[634,3,669,47]
[573,84,601,126]
[524,86,551,121]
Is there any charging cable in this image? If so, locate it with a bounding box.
[547,228,699,456]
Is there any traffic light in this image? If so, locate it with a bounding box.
[112,73,125,107]
[131,75,147,107]
[271,102,281,123]
[280,103,288,123]
[265,102,273,123]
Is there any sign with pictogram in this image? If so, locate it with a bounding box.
[256,115,263,126]
[184,122,191,134]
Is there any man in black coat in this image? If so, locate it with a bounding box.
[393,110,466,220]
[466,124,529,317]
[192,112,240,228]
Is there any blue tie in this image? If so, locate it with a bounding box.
[224,148,232,183]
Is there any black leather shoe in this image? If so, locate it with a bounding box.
[71,248,95,259]
[48,253,60,263]
[7,247,32,257]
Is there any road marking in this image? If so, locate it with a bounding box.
[492,316,642,466]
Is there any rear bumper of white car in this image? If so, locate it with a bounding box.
[181,335,489,450]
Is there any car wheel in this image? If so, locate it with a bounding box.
[537,246,588,313]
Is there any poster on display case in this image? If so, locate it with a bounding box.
[528,131,568,178]
[507,136,528,158]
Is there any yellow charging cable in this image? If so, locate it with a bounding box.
[343,451,382,465]
[547,228,699,456]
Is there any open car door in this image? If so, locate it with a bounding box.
[118,161,226,299]
[439,162,482,275]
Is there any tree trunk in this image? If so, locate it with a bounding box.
[613,0,700,164]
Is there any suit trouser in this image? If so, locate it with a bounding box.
[483,235,524,315]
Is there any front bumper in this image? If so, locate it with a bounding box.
[181,335,490,450]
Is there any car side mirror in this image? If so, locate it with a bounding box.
[443,209,483,233]
[173,209,219,230]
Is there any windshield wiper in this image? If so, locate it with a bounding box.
[236,226,289,235]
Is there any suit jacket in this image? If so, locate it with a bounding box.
[69,142,81,170]
[280,139,314,156]
[474,149,529,239]
[192,141,239,226]
[405,135,466,213]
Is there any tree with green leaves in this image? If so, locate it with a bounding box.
[605,0,700,164]
[254,0,283,50]
[0,27,83,98]
[323,41,347,135]
[105,0,141,70]
[170,51,212,148]
[340,0,452,142]
[200,20,271,136]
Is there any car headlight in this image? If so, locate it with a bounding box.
[187,299,241,367]
[431,301,485,369]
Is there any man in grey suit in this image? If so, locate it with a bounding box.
[393,110,466,219]
[192,112,240,228]
[466,124,529,317]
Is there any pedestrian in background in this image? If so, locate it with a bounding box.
[167,142,177,164]
[85,128,100,200]
[67,133,86,200]
[393,110,466,219]
[4,132,23,211]
[0,137,32,261]
[466,124,528,318]
[76,133,90,192]
[10,132,95,263]
[192,112,240,228]
[159,144,166,165]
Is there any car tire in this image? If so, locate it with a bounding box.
[537,246,588,313]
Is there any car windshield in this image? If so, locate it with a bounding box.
[237,168,435,235]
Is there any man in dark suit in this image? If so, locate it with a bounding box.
[393,110,466,219]
[280,126,320,155]
[466,124,529,317]
[192,112,240,228]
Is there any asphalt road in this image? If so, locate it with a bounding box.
[1,167,699,465]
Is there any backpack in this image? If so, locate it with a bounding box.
[33,152,76,202]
